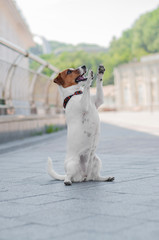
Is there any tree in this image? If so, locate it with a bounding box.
[30,7,159,85]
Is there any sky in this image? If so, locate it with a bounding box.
[15,0,159,47]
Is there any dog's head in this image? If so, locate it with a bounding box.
[53,65,87,88]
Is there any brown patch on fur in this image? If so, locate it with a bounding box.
[53,73,64,86]
[53,68,81,88]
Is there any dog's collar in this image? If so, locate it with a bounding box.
[63,90,83,109]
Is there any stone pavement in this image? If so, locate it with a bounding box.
[99,111,159,136]
[0,123,159,240]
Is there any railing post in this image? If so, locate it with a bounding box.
[4,54,24,114]
[29,64,45,114]
[43,72,57,114]
[0,37,60,116]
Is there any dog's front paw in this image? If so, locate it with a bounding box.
[86,69,94,87]
[98,65,105,74]
[88,69,94,80]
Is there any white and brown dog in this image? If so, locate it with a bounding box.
[48,65,115,185]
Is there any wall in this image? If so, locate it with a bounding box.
[0,114,66,143]
[114,56,159,111]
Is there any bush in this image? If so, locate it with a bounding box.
[45,124,59,134]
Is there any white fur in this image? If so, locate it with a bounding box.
[48,65,114,185]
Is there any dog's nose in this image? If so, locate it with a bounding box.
[81,65,86,73]
[81,65,86,70]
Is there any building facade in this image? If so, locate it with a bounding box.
[114,54,159,111]
[0,0,34,62]
[90,85,116,111]
[0,0,35,114]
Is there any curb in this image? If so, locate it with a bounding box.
[0,128,67,155]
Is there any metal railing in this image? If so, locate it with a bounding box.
[0,37,61,115]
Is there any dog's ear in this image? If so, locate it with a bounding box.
[54,73,64,86]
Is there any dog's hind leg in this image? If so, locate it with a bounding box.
[88,154,115,182]
[64,161,74,185]
[95,176,115,182]
[64,175,72,185]
[64,158,83,185]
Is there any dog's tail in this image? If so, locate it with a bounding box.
[47,157,65,181]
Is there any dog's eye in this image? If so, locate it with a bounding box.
[67,70,72,75]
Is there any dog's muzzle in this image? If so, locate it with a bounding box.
[75,65,87,83]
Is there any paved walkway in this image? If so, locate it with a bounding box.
[99,111,159,136]
[0,123,159,240]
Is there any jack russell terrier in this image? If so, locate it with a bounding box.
[48,65,115,185]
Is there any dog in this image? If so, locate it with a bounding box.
[47,65,115,185]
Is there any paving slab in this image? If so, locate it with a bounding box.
[0,123,159,240]
[99,111,159,136]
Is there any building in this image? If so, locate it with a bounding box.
[114,53,159,111]
[0,0,34,62]
[90,85,116,111]
[0,0,35,114]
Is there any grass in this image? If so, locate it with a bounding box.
[32,124,63,137]
[45,124,60,134]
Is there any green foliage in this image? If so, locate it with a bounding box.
[49,40,74,53]
[45,124,60,134]
[30,7,159,85]
[31,131,43,136]
[49,41,108,54]
[109,7,159,61]
[39,51,114,85]
[134,8,159,54]
[32,125,63,136]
